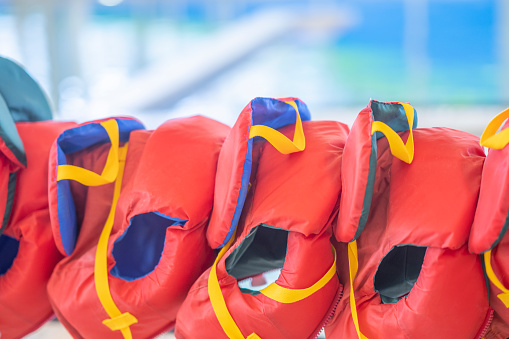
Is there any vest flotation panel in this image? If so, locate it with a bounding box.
[0,56,74,339]
[175,97,347,339]
[469,108,509,339]
[325,100,490,339]
[47,115,229,338]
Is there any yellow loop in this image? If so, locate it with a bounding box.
[57,119,120,186]
[371,102,415,164]
[484,250,509,307]
[480,107,509,149]
[260,245,337,303]
[348,240,368,339]
[248,100,305,154]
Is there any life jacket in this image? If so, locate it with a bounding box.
[175,97,348,339]
[469,108,509,339]
[47,115,229,338]
[0,121,75,339]
[325,100,491,339]
[0,56,75,339]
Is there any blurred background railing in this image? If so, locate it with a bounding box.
[0,0,506,132]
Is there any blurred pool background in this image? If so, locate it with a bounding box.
[0,1,505,337]
[0,0,506,133]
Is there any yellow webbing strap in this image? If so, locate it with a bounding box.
[208,231,337,339]
[480,107,509,149]
[208,229,258,339]
[259,246,337,303]
[371,102,415,164]
[248,100,305,154]
[56,119,137,338]
[348,240,368,339]
[484,250,509,307]
[57,119,120,186]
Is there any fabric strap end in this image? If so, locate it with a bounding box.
[102,312,138,331]
[497,292,509,308]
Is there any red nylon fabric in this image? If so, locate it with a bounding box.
[336,104,373,243]
[327,103,489,338]
[47,116,228,338]
[176,121,348,338]
[0,121,75,339]
[469,119,509,254]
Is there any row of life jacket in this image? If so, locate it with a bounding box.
[1,54,508,338]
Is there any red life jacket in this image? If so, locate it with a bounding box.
[0,56,75,339]
[325,100,491,339]
[47,116,228,338]
[0,121,75,339]
[469,108,509,339]
[175,97,347,339]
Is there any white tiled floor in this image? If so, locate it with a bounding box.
[26,320,176,339]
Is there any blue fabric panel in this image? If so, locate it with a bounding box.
[57,179,77,256]
[56,118,145,256]
[110,212,187,281]
[251,97,311,129]
[56,118,145,155]
[370,101,418,140]
[0,234,19,276]
[219,137,253,248]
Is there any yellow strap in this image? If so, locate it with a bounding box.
[348,241,368,339]
[260,246,337,303]
[484,250,509,307]
[480,107,509,149]
[94,144,137,339]
[248,100,305,155]
[57,119,120,186]
[56,119,137,337]
[208,231,336,338]
[208,229,253,339]
[371,102,415,164]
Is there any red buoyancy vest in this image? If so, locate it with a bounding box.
[0,121,76,339]
[175,97,348,338]
[325,100,491,339]
[0,56,76,338]
[47,116,229,338]
[469,109,509,339]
